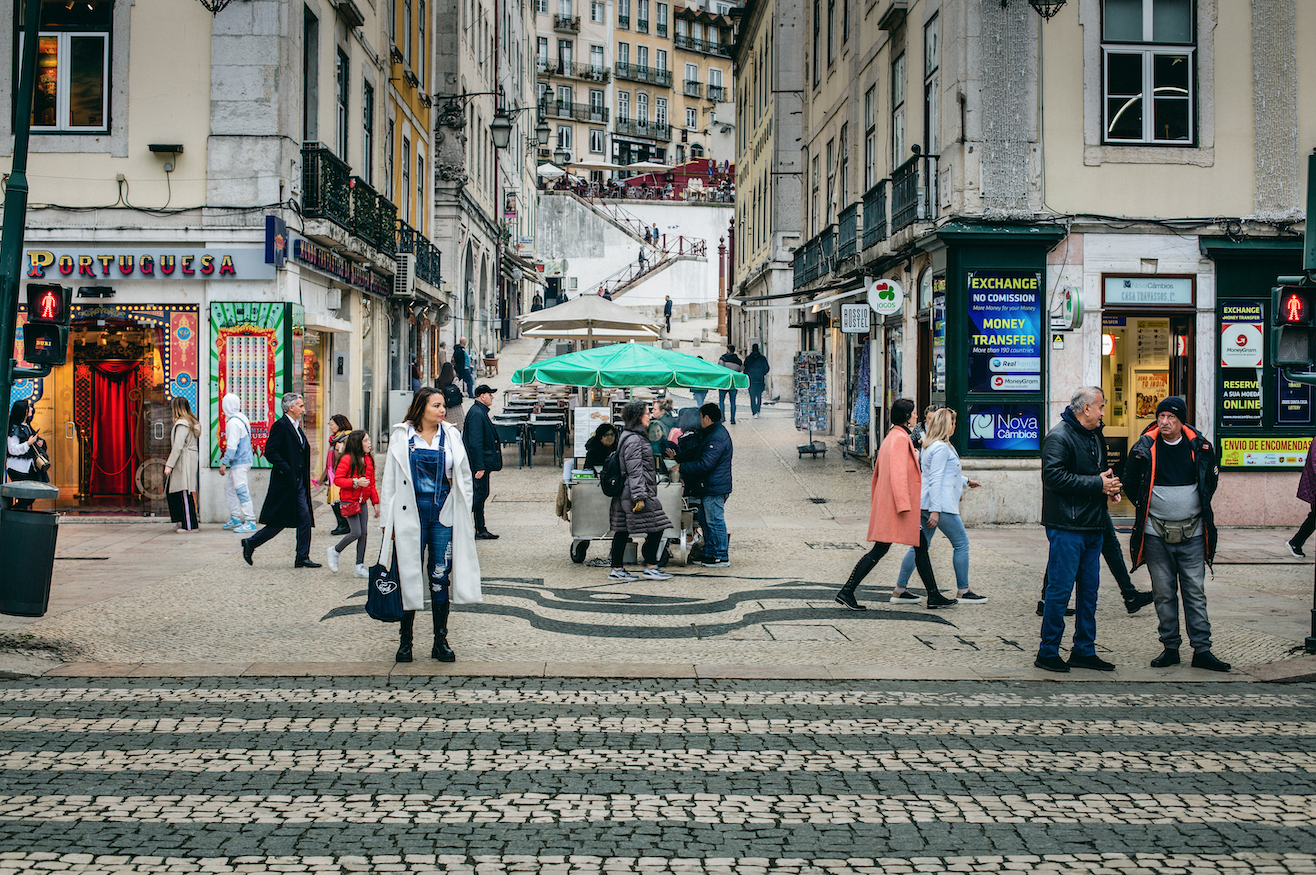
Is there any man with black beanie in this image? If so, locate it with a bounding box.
[1123,396,1230,672]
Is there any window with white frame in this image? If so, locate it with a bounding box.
[557,84,574,109]
[686,106,698,129]
[637,92,649,122]
[863,85,876,189]
[655,97,667,126]
[891,52,906,168]
[618,90,630,119]
[591,0,604,21]
[590,44,604,72]
[1102,0,1194,143]
[923,13,939,155]
[537,36,548,66]
[335,48,349,159]
[825,138,834,222]
[590,129,605,152]
[589,88,605,119]
[403,0,412,63]
[536,0,547,13]
[838,122,848,204]
[401,135,412,221]
[617,41,630,64]
[558,0,571,16]
[657,2,667,30]
[25,0,113,132]
[637,44,648,67]
[361,82,374,185]
[656,49,667,71]
[416,150,425,234]
[811,0,819,85]
[810,152,819,235]
[418,0,426,83]
[557,125,572,151]
[618,0,629,24]
[558,39,573,67]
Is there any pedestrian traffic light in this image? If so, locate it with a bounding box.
[23,283,71,367]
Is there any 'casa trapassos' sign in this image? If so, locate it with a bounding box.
[26,247,274,281]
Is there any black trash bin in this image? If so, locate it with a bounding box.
[0,483,61,617]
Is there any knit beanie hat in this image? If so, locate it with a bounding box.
[1155,396,1188,423]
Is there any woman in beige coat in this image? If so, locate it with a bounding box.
[834,398,953,610]
[164,397,201,533]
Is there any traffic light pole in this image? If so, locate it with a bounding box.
[1299,150,1316,654]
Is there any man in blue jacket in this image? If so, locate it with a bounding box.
[673,403,734,567]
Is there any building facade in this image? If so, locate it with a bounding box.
[779,0,1313,525]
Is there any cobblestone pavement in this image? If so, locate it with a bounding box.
[0,677,1313,873]
[2,319,1313,678]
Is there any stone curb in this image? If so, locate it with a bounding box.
[1238,654,1316,683]
[23,659,1289,682]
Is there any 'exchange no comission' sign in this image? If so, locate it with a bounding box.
[966,269,1043,393]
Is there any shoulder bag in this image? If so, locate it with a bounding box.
[366,518,405,622]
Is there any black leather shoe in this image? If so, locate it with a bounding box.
[475,530,500,540]
[295,557,322,568]
[1125,591,1156,614]
[1067,654,1116,671]
[330,524,351,536]
[241,539,254,566]
[395,642,413,663]
[834,592,867,611]
[1034,655,1070,673]
[1150,648,1180,668]
[1036,600,1076,617]
[926,592,958,610]
[1191,650,1231,672]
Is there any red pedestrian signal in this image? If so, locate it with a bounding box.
[1280,288,1312,325]
[25,284,71,325]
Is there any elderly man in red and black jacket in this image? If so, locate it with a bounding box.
[1123,396,1229,673]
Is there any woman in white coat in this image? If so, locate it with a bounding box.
[379,386,482,663]
[892,408,984,603]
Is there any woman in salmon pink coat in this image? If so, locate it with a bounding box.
[835,398,957,611]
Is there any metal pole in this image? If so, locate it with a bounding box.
[717,237,726,337]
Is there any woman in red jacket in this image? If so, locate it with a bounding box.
[328,430,380,577]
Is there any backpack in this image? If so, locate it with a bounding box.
[600,431,633,498]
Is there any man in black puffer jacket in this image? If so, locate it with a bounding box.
[1036,386,1124,674]
[673,403,734,567]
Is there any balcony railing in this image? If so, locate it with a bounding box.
[890,154,937,233]
[301,143,351,230]
[656,21,667,35]
[636,17,649,31]
[617,13,629,27]
[837,203,860,261]
[614,62,672,86]
[614,118,672,141]
[539,98,610,123]
[673,34,731,56]
[791,225,836,288]
[706,84,726,102]
[553,13,580,31]
[349,176,397,257]
[862,179,888,248]
[683,79,701,97]
[536,57,551,72]
[542,60,609,81]
[397,220,442,287]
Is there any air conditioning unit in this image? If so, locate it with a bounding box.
[326,288,343,310]
[568,277,578,289]
[394,253,416,297]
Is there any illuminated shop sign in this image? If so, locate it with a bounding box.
[25,247,274,280]
[291,238,391,297]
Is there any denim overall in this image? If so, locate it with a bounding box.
[410,432,453,604]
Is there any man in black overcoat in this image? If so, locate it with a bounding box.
[462,384,502,539]
[241,392,319,567]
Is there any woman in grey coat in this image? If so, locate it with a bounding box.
[608,399,675,582]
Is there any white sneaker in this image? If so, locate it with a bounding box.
[608,568,638,581]
[642,567,673,580]
[353,563,369,578]
[234,521,257,533]
[326,546,340,572]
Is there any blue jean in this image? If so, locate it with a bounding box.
[418,502,454,604]
[1143,533,1211,652]
[718,389,738,422]
[897,510,970,591]
[699,493,729,561]
[692,390,708,407]
[1039,527,1103,659]
[748,386,763,415]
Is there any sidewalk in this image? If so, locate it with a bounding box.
[5,319,1315,682]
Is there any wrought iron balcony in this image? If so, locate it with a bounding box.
[636,17,648,31]
[617,13,629,27]
[614,118,672,141]
[614,62,672,86]
[792,225,835,288]
[837,203,860,262]
[683,79,701,97]
[541,61,609,82]
[673,34,731,57]
[706,84,726,102]
[349,176,397,257]
[553,13,581,31]
[397,220,442,287]
[862,179,888,248]
[540,98,610,123]
[301,143,351,230]
[890,154,937,233]
[656,21,667,35]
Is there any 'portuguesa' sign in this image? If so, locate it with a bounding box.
[26,247,275,281]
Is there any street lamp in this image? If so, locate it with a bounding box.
[554,144,570,166]
[536,118,552,146]
[1027,0,1066,18]
[490,111,514,149]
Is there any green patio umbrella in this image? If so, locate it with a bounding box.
[511,343,749,389]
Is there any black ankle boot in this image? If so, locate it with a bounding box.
[330,502,350,536]
[431,601,456,662]
[395,611,414,662]
[835,557,874,611]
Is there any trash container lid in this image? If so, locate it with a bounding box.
[1,482,60,500]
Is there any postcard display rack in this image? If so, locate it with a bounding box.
[794,351,828,458]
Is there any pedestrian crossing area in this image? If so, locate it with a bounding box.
[0,677,1310,874]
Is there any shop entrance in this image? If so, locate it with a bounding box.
[1099,312,1194,515]
[19,305,199,516]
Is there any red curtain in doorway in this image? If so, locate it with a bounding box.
[90,360,140,496]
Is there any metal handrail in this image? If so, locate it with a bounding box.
[350,176,397,256]
[837,203,859,261]
[553,13,580,30]
[673,34,731,56]
[614,118,672,141]
[890,154,937,233]
[614,62,673,86]
[301,143,351,230]
[862,180,888,248]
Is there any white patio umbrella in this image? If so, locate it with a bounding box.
[518,293,661,346]
[537,162,568,177]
